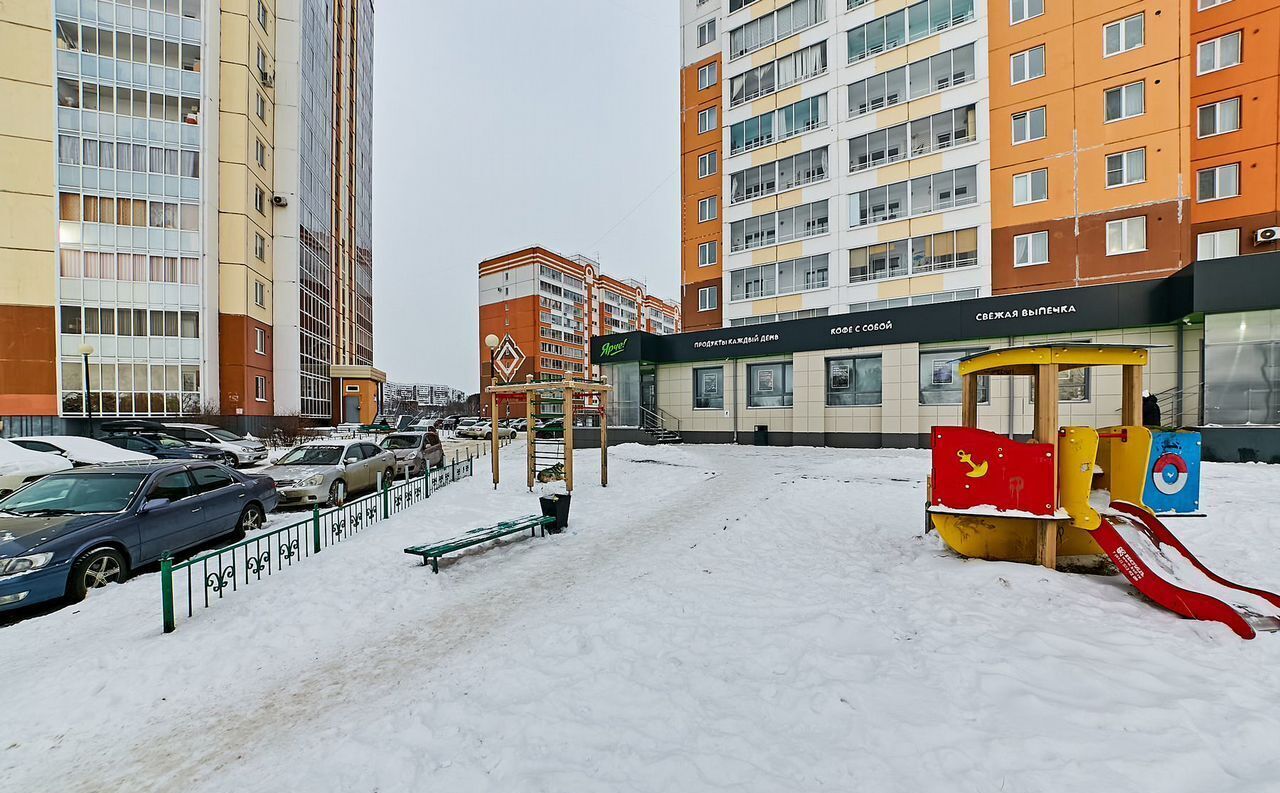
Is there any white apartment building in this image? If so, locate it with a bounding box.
[680,0,992,328]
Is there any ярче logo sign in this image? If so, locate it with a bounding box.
[599,340,628,357]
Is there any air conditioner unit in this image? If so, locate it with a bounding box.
[1255,227,1280,244]
[260,70,274,88]
[271,195,288,207]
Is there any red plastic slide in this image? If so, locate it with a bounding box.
[1093,501,1280,639]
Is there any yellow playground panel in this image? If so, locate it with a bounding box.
[927,344,1166,569]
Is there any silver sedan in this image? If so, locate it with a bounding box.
[260,439,397,507]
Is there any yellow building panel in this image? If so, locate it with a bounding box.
[218,63,250,116]
[218,211,249,267]
[0,192,54,254]
[772,84,803,108]
[750,45,777,68]
[877,279,912,299]
[218,262,249,315]
[875,219,912,241]
[0,21,54,86]
[750,94,778,116]
[750,0,777,19]
[775,189,804,210]
[751,246,780,265]
[751,196,779,215]
[0,135,54,196]
[773,241,805,260]
[0,78,53,142]
[876,161,911,185]
[906,35,942,61]
[219,12,251,64]
[908,212,945,235]
[750,144,779,166]
[771,293,804,313]
[907,274,945,294]
[218,114,250,165]
[774,33,804,60]
[871,104,910,129]
[907,92,942,118]
[774,136,804,159]
[870,48,909,73]
[0,249,55,306]
[908,152,944,176]
[218,163,248,213]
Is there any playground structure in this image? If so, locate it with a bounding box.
[928,344,1280,639]
[484,376,611,492]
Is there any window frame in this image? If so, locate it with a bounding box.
[697,106,718,134]
[1105,216,1147,256]
[1010,45,1045,85]
[693,366,725,410]
[698,62,718,90]
[1010,0,1043,25]
[1103,13,1144,58]
[1103,80,1145,123]
[698,240,719,267]
[1197,31,1242,75]
[698,196,719,222]
[254,375,267,402]
[698,286,718,311]
[698,150,718,178]
[1012,168,1048,206]
[1197,228,1240,260]
[1196,163,1240,202]
[825,355,883,407]
[747,361,794,408]
[1105,148,1146,189]
[1011,106,1046,145]
[919,348,989,405]
[254,327,267,355]
[1013,230,1049,267]
[1197,96,1241,138]
[697,19,717,47]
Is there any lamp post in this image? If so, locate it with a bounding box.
[78,343,95,438]
[484,334,501,415]
[484,334,501,489]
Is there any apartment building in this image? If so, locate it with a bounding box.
[384,382,466,415]
[478,247,679,417]
[631,0,1280,457]
[0,0,376,429]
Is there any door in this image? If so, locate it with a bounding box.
[363,443,390,486]
[190,466,246,535]
[344,395,361,424]
[640,366,657,427]
[138,470,208,559]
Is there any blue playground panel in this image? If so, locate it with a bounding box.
[1144,431,1202,514]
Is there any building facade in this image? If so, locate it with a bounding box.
[383,382,466,415]
[0,0,375,429]
[478,247,679,418]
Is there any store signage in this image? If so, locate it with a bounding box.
[599,340,628,358]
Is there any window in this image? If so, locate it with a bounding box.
[698,107,717,134]
[1013,168,1048,205]
[255,327,267,354]
[254,280,266,307]
[849,229,976,282]
[254,233,266,260]
[731,147,828,203]
[731,200,829,251]
[1198,0,1231,8]
[60,305,82,334]
[180,311,199,338]
[1197,229,1239,260]
[698,241,719,266]
[731,43,827,106]
[1104,14,1144,57]
[1010,0,1042,24]
[698,196,718,222]
[698,19,716,47]
[748,362,793,407]
[850,166,976,226]
[256,45,267,75]
[1197,31,1241,74]
[826,357,883,406]
[698,286,718,311]
[1198,97,1240,137]
[698,62,717,90]
[254,186,265,214]
[1105,216,1147,255]
[193,467,236,495]
[1011,107,1046,144]
[256,92,266,120]
[257,0,268,27]
[255,138,266,168]
[727,97,826,155]
[920,349,988,404]
[1104,81,1144,122]
[1014,231,1049,266]
[694,367,724,409]
[254,376,267,401]
[1010,45,1045,84]
[1106,148,1146,187]
[846,0,975,64]
[849,105,976,172]
[730,0,825,59]
[150,472,194,502]
[731,254,829,299]
[1197,163,1239,201]
[698,151,718,178]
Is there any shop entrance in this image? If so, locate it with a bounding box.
[640,365,657,425]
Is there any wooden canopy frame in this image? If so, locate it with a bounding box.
[955,344,1151,568]
[484,376,612,492]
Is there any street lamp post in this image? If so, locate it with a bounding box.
[78,343,95,438]
[484,333,501,490]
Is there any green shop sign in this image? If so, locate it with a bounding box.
[599,340,628,358]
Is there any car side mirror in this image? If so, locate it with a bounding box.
[345,456,359,464]
[140,497,171,513]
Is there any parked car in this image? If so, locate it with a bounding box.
[260,439,396,507]
[333,423,364,436]
[508,418,529,433]
[454,417,481,434]
[102,434,228,464]
[0,439,74,498]
[10,436,155,466]
[0,461,279,612]
[458,421,517,440]
[162,423,269,467]
[536,418,564,439]
[435,416,460,431]
[379,431,444,477]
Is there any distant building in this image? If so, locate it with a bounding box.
[478,246,679,417]
[384,382,466,415]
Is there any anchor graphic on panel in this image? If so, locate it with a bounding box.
[956,450,989,478]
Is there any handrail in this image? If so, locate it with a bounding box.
[639,405,681,433]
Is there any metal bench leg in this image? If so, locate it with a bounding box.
[431,557,439,574]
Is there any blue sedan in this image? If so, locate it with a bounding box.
[0,461,279,612]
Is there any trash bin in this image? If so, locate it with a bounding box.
[539,493,572,532]
[754,424,769,446]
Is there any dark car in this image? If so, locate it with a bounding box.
[102,433,228,463]
[0,461,279,612]
[536,418,564,439]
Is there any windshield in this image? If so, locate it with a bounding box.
[208,428,242,442]
[0,472,146,514]
[381,435,420,450]
[277,445,343,466]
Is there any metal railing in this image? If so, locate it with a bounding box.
[639,405,682,435]
[160,453,476,633]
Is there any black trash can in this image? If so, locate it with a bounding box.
[539,493,572,532]
[754,424,769,446]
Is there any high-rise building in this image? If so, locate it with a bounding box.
[383,382,466,416]
[478,247,679,416]
[0,0,377,429]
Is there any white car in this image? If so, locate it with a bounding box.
[162,423,269,467]
[10,435,155,466]
[457,421,517,440]
[0,438,73,497]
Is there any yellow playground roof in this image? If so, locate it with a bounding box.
[956,344,1153,377]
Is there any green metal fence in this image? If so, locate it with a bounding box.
[160,453,475,633]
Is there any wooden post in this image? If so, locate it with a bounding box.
[564,382,575,493]
[526,393,536,491]
[599,388,608,487]
[961,375,978,428]
[1121,364,1143,427]
[490,391,499,489]
[1034,362,1059,570]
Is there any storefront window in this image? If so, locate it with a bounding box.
[1204,311,1280,425]
[919,349,988,405]
[601,361,640,426]
[694,366,724,409]
[748,361,793,407]
[826,356,882,405]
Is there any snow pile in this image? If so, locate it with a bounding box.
[1,444,1279,793]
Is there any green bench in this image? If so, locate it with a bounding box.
[404,514,556,573]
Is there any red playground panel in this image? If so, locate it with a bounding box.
[931,426,1057,515]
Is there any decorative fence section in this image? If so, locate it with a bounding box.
[161,452,476,633]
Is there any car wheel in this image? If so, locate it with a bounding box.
[383,468,395,488]
[231,503,265,540]
[222,453,239,468]
[329,479,347,506]
[67,547,129,601]
[484,431,492,440]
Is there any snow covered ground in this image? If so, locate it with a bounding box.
[2,443,1279,793]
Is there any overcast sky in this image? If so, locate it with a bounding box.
[371,1,680,393]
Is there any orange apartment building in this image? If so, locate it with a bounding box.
[477,247,679,418]
[680,9,723,332]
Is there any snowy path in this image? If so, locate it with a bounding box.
[3,445,1280,792]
